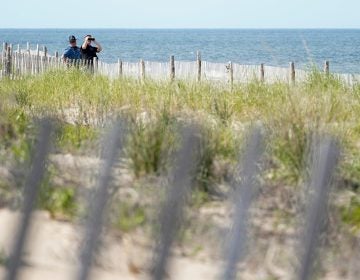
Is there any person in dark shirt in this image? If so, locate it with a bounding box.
[80,34,102,64]
[62,35,81,62]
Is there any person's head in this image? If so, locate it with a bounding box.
[69,35,77,47]
[84,34,95,46]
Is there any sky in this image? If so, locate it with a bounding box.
[1,0,359,29]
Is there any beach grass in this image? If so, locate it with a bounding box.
[0,68,360,231]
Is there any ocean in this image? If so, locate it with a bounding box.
[1,29,360,73]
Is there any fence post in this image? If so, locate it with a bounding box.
[9,44,13,73]
[2,42,8,76]
[324,60,329,75]
[36,44,40,74]
[6,120,53,280]
[197,51,201,82]
[20,53,25,77]
[77,123,123,280]
[2,42,6,60]
[13,51,18,79]
[223,127,264,280]
[260,63,265,83]
[151,126,200,280]
[140,59,145,81]
[94,57,98,74]
[170,55,175,81]
[118,58,123,77]
[16,48,22,77]
[25,46,31,75]
[26,43,31,75]
[42,46,48,73]
[2,42,7,58]
[295,137,339,280]
[16,46,20,77]
[290,62,295,85]
[55,51,59,68]
[228,61,233,88]
[5,45,12,78]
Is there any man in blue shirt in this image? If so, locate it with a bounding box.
[62,35,81,62]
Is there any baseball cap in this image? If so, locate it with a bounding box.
[69,35,77,42]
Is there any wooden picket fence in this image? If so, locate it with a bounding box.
[1,118,340,280]
[2,42,359,85]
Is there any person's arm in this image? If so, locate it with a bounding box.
[93,40,102,52]
[62,49,69,62]
[81,39,88,50]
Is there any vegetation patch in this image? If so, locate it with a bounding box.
[341,197,360,233]
[0,69,359,234]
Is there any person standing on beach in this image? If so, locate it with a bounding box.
[62,35,81,62]
[80,35,102,64]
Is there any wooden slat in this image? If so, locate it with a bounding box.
[6,120,53,280]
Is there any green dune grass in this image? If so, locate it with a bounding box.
[0,68,360,231]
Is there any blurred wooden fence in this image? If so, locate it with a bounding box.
[1,118,340,280]
[1,42,360,85]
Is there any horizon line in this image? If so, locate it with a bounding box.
[1,27,360,30]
